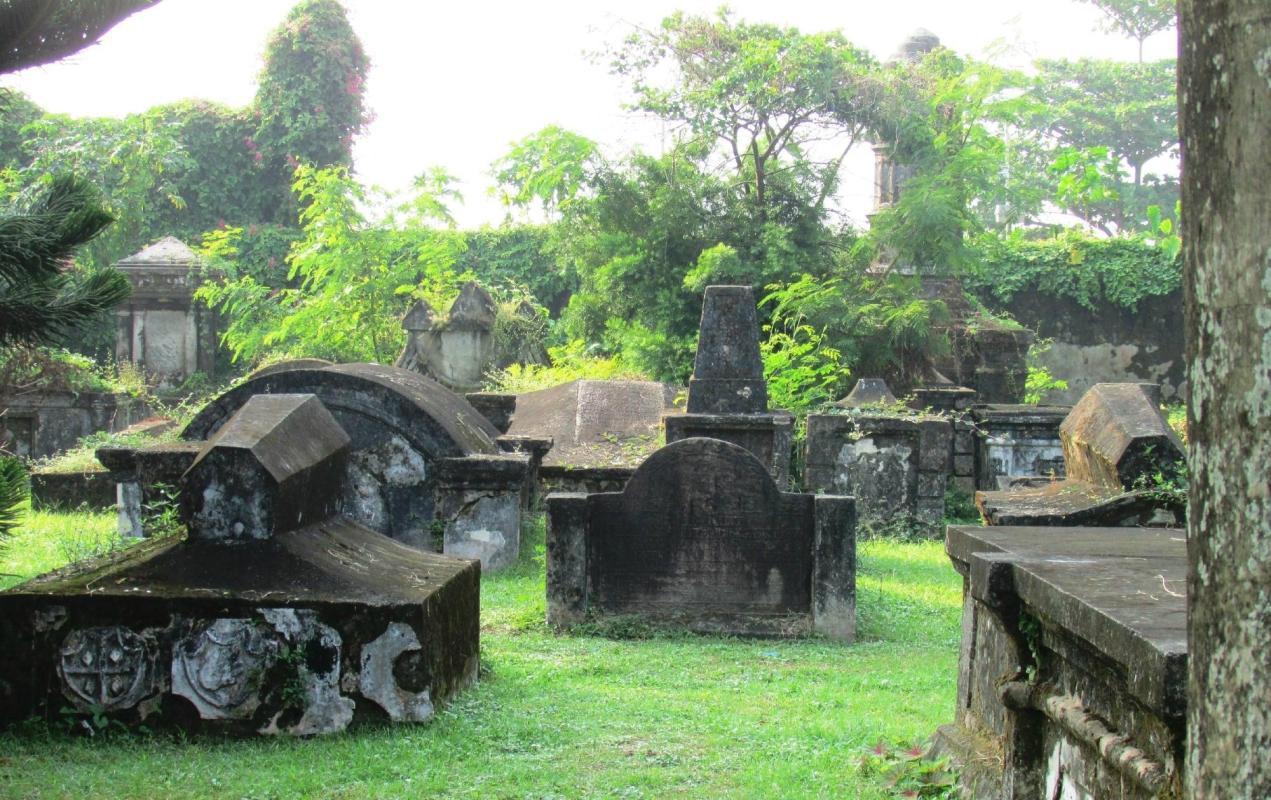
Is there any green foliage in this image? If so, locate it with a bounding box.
[610,10,881,223]
[0,90,43,169]
[254,0,369,172]
[1079,0,1175,58]
[198,165,468,366]
[491,126,600,217]
[1023,339,1069,405]
[967,229,1181,310]
[487,339,648,394]
[1164,402,1187,443]
[857,741,959,798]
[867,51,1028,270]
[0,346,148,396]
[759,284,847,413]
[0,457,27,542]
[454,225,573,314]
[0,174,129,347]
[763,273,950,391]
[0,0,158,74]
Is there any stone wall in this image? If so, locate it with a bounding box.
[0,391,151,460]
[995,289,1185,404]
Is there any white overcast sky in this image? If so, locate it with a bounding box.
[1,0,1177,228]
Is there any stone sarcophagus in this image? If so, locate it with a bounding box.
[934,524,1187,798]
[546,437,856,641]
[0,393,480,736]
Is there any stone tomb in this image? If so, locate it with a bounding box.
[113,237,217,389]
[970,404,1068,490]
[663,286,794,486]
[804,412,952,532]
[933,524,1186,798]
[976,383,1184,526]
[100,363,533,570]
[506,379,681,495]
[0,393,479,735]
[546,438,855,641]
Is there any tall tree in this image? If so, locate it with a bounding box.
[1080,0,1176,61]
[253,0,369,173]
[610,10,881,224]
[1180,1,1271,797]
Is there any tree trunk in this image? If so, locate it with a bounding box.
[1179,2,1271,798]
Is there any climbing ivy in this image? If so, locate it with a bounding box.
[966,230,1181,311]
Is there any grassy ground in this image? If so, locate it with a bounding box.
[0,509,963,799]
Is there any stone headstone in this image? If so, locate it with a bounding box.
[0,393,480,736]
[547,437,856,640]
[686,285,767,414]
[835,378,898,408]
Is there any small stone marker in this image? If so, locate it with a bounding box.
[547,437,855,641]
[834,378,898,409]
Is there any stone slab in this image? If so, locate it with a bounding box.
[946,524,1187,717]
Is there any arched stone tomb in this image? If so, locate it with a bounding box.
[546,437,857,641]
[102,362,537,570]
[0,393,479,735]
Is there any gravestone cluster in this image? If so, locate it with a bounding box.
[545,286,857,641]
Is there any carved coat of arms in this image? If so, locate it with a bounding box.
[172,619,278,720]
[58,626,156,712]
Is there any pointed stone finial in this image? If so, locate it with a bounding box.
[686,286,768,414]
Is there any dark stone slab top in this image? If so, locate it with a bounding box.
[946,524,1187,717]
[10,517,479,608]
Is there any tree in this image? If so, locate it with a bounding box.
[254,0,369,174]
[1080,0,1175,61]
[0,0,159,72]
[610,10,881,224]
[492,126,600,219]
[1179,2,1271,797]
[0,0,157,541]
[198,165,467,365]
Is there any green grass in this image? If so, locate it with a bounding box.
[0,509,963,799]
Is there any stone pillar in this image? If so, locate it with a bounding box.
[496,433,553,510]
[434,453,529,571]
[545,492,588,628]
[1179,3,1271,797]
[664,285,794,485]
[811,495,856,642]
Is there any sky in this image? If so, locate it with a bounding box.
[0,0,1178,228]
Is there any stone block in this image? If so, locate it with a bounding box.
[664,412,794,488]
[1059,383,1183,490]
[953,454,975,477]
[917,418,952,471]
[812,496,856,642]
[181,394,350,542]
[545,493,588,627]
[435,454,530,571]
[917,471,947,499]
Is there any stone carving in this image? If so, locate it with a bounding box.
[58,626,157,712]
[171,619,278,720]
[359,622,434,723]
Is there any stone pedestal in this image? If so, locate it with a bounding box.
[664,412,794,488]
[667,285,793,484]
[435,453,531,571]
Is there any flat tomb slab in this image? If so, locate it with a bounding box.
[947,524,1186,716]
